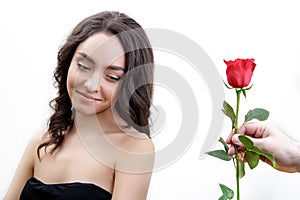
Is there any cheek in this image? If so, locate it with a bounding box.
[67,66,80,97]
[103,83,120,101]
[111,86,119,100]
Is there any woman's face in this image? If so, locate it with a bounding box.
[67,32,125,116]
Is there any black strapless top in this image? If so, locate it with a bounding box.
[20,177,112,200]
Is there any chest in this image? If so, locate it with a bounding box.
[33,133,115,192]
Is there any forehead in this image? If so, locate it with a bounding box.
[76,32,125,66]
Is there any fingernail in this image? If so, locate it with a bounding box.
[232,135,241,144]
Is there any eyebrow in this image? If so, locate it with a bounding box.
[107,65,125,72]
[77,51,96,65]
[77,51,125,72]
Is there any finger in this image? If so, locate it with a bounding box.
[233,133,266,152]
[228,143,246,156]
[260,155,274,168]
[231,134,243,146]
[239,122,267,138]
[226,130,235,144]
[228,145,235,156]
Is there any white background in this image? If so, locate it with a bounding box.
[1,0,300,199]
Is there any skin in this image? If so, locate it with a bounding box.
[4,32,155,200]
[227,122,300,173]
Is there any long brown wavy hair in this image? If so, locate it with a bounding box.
[37,11,154,158]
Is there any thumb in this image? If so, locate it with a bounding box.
[231,134,243,146]
[232,134,265,150]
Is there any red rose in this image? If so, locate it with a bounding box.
[224,58,256,88]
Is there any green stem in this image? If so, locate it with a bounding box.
[235,89,241,134]
[234,89,242,200]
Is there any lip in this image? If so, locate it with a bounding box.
[76,90,102,102]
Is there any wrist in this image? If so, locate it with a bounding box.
[291,140,300,172]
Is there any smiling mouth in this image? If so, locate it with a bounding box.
[76,91,102,102]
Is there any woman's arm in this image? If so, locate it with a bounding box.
[112,137,155,200]
[4,132,42,199]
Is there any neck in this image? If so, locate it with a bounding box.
[73,108,128,135]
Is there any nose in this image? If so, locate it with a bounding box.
[84,74,101,93]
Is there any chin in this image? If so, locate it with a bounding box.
[74,105,112,116]
[75,109,98,116]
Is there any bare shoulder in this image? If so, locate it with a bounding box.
[4,130,45,199]
[111,131,155,200]
[117,131,155,154]
[108,130,155,174]
[30,131,46,148]
[27,131,48,158]
[18,130,45,165]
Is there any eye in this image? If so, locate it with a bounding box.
[105,74,120,81]
[77,62,91,72]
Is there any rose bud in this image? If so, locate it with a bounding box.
[224,58,256,88]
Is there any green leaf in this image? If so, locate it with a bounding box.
[244,108,270,123]
[207,150,232,161]
[223,80,234,89]
[245,151,260,169]
[245,83,254,90]
[218,137,229,153]
[239,135,279,168]
[222,101,236,127]
[218,183,234,200]
[238,135,254,149]
[218,196,227,200]
[238,159,245,179]
[242,89,247,98]
[251,146,279,169]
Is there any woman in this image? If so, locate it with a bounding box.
[4,11,155,200]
